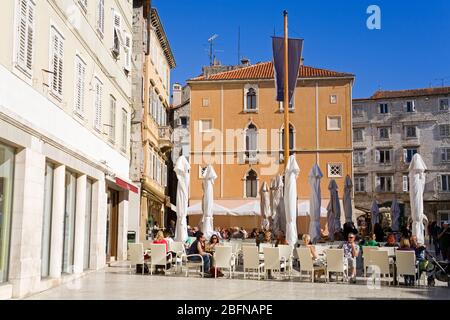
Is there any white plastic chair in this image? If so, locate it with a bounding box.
[296,247,326,282]
[142,239,153,251]
[149,244,172,275]
[395,250,418,286]
[369,250,393,285]
[128,243,145,274]
[214,246,236,278]
[243,245,264,280]
[278,245,294,277]
[170,241,187,273]
[325,248,347,282]
[264,247,286,279]
[362,246,379,277]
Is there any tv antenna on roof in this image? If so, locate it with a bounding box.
[208,34,219,66]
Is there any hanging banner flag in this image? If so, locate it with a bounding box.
[272,37,304,103]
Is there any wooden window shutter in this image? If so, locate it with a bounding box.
[74,56,86,113]
[403,175,409,192]
[124,32,132,72]
[50,28,64,96]
[375,149,380,163]
[94,79,103,130]
[436,175,442,192]
[97,0,105,35]
[16,0,35,74]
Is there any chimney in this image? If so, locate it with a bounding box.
[172,83,182,106]
[240,58,250,67]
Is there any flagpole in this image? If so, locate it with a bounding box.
[283,10,289,169]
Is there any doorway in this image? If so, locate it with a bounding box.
[106,189,119,262]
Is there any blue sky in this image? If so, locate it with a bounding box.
[153,0,450,98]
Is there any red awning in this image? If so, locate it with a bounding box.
[115,177,139,194]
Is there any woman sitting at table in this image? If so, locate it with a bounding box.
[384,233,399,247]
[302,234,325,280]
[397,238,416,286]
[206,234,220,253]
[153,230,170,274]
[187,232,212,276]
[275,231,288,246]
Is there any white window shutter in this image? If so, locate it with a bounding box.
[50,28,64,96]
[74,56,86,113]
[436,175,442,191]
[16,0,35,74]
[403,149,408,162]
[375,176,381,192]
[97,0,105,35]
[411,100,416,111]
[403,175,409,192]
[389,149,393,163]
[375,150,380,163]
[124,33,132,72]
[94,80,102,130]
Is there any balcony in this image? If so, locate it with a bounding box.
[159,126,173,152]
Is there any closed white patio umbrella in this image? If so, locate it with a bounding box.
[391,198,401,232]
[343,175,353,223]
[284,155,300,246]
[201,165,217,239]
[270,175,285,235]
[371,200,379,228]
[327,180,341,241]
[174,156,190,242]
[409,153,428,244]
[308,163,323,243]
[260,182,271,231]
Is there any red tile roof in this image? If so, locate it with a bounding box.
[365,87,450,100]
[189,61,354,81]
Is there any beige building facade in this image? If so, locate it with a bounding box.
[0,0,136,298]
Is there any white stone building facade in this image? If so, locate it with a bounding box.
[0,0,137,298]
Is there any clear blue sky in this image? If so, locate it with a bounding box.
[153,0,450,98]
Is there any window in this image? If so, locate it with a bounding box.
[50,26,64,97]
[438,175,450,192]
[439,98,449,111]
[94,78,103,131]
[148,150,153,179]
[199,120,212,133]
[354,176,367,192]
[246,124,258,160]
[121,109,127,151]
[406,100,416,112]
[41,162,53,278]
[376,175,394,192]
[109,96,116,143]
[198,166,207,179]
[84,179,93,270]
[403,148,418,163]
[379,103,389,114]
[354,150,365,166]
[438,211,450,226]
[162,164,167,187]
[62,171,77,274]
[202,98,209,107]
[281,124,294,151]
[245,170,258,198]
[439,124,450,138]
[403,175,410,192]
[352,106,363,117]
[246,88,257,111]
[179,116,188,128]
[74,55,86,115]
[327,163,343,178]
[378,127,390,139]
[353,128,363,142]
[79,0,88,11]
[14,0,35,76]
[327,116,342,131]
[96,0,104,36]
[330,95,337,104]
[123,33,132,73]
[405,125,417,138]
[0,143,15,283]
[441,148,450,163]
[376,149,392,164]
[112,11,122,57]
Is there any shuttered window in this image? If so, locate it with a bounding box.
[121,109,127,151]
[112,10,122,57]
[109,96,116,143]
[94,78,103,130]
[74,55,86,114]
[50,26,64,97]
[96,0,105,36]
[15,0,35,76]
[123,33,132,72]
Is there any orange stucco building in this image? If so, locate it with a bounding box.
[186,62,355,233]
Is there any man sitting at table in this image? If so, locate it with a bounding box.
[340,233,360,283]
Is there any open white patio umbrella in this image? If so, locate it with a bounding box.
[391,198,401,232]
[260,182,271,231]
[343,175,353,223]
[284,155,300,246]
[371,200,379,228]
[308,164,323,244]
[270,175,285,235]
[327,180,341,241]
[409,153,427,244]
[174,156,190,242]
[201,165,217,239]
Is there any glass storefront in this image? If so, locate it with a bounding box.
[41,162,54,277]
[62,171,77,274]
[83,179,93,270]
[0,143,14,283]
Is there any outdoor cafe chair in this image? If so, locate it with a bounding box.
[362,246,379,277]
[368,250,393,285]
[395,250,418,286]
[278,245,294,277]
[142,239,153,251]
[149,244,172,275]
[296,247,326,283]
[128,243,146,275]
[325,248,347,283]
[263,247,287,280]
[242,246,264,280]
[214,246,236,278]
[170,241,187,273]
[183,254,205,278]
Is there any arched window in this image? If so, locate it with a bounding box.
[245,170,258,198]
[246,123,257,159]
[281,124,295,151]
[246,88,257,110]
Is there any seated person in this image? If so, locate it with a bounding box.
[187,232,211,275]
[384,233,399,247]
[410,235,427,277]
[363,233,380,247]
[206,234,220,253]
[153,231,170,274]
[275,231,288,246]
[397,238,416,286]
[340,233,359,283]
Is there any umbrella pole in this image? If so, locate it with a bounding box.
[283,10,289,169]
